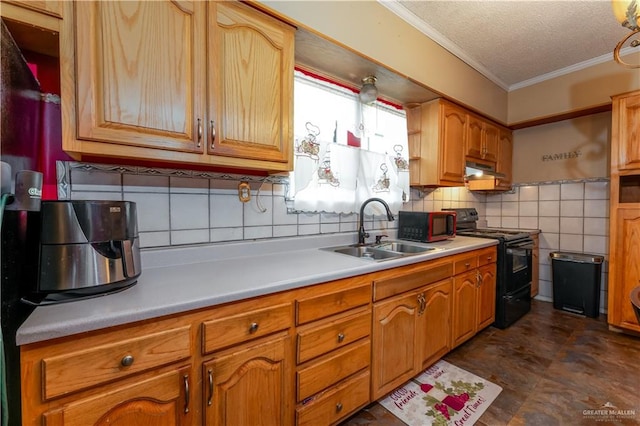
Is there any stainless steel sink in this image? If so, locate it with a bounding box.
[332,246,401,261]
[374,241,436,254]
[322,240,440,261]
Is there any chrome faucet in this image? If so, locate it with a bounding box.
[358,197,395,245]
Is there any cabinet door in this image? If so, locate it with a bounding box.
[42,366,192,426]
[609,209,640,331]
[371,291,419,400]
[477,264,497,330]
[74,1,206,152]
[203,334,292,426]
[417,279,452,369]
[209,1,294,164]
[465,115,483,160]
[482,122,499,162]
[451,271,477,347]
[496,128,513,189]
[3,0,61,16]
[439,102,466,183]
[613,92,640,171]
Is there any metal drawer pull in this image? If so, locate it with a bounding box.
[184,374,190,413]
[336,402,343,413]
[120,355,134,367]
[337,333,345,343]
[249,322,259,333]
[487,256,492,261]
[465,262,470,267]
[207,369,213,406]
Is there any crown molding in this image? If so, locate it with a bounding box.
[378,0,511,91]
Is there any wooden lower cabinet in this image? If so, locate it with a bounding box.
[371,290,420,400]
[418,279,452,370]
[42,366,192,426]
[451,248,497,348]
[203,333,292,426]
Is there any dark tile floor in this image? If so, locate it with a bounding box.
[342,300,640,425]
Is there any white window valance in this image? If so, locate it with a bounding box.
[290,70,410,215]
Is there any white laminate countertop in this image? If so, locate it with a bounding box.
[16,234,497,346]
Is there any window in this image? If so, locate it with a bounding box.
[290,70,409,215]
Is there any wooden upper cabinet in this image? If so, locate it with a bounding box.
[208,1,294,164]
[465,114,498,162]
[3,0,61,17]
[496,127,513,189]
[440,101,467,184]
[73,1,206,153]
[612,91,640,171]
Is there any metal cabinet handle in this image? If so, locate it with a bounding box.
[336,402,343,413]
[249,322,259,334]
[464,262,470,268]
[337,333,345,343]
[417,293,426,315]
[207,369,213,406]
[197,118,202,148]
[121,355,134,367]
[183,374,190,413]
[210,120,216,149]
[487,256,492,261]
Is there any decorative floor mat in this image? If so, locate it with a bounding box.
[379,360,502,425]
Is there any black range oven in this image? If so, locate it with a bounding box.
[444,208,533,329]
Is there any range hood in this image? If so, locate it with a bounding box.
[465,161,506,191]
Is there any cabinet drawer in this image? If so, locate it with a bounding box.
[42,326,191,400]
[373,260,452,301]
[478,247,496,266]
[202,303,292,354]
[296,283,371,325]
[297,309,371,364]
[454,254,478,275]
[297,339,370,402]
[296,370,370,426]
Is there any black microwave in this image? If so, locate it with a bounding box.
[397,211,456,242]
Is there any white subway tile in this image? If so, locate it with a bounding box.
[519,201,538,217]
[273,196,297,226]
[584,218,608,236]
[540,232,559,250]
[244,197,273,226]
[539,201,560,217]
[71,169,121,192]
[210,227,243,242]
[540,264,552,282]
[298,212,320,225]
[559,233,583,251]
[138,231,170,248]
[486,201,501,216]
[584,181,609,200]
[560,182,584,200]
[560,200,584,217]
[519,186,538,201]
[539,184,560,200]
[339,221,358,232]
[584,235,608,255]
[560,217,583,235]
[171,229,209,245]
[273,225,298,237]
[298,224,320,235]
[539,248,554,265]
[486,216,501,228]
[171,193,209,230]
[501,216,519,228]
[211,194,243,227]
[502,201,519,216]
[584,199,609,218]
[321,223,340,234]
[502,190,519,202]
[123,192,169,232]
[538,280,553,298]
[244,226,273,240]
[518,217,538,229]
[539,217,560,233]
[209,179,241,194]
[321,213,340,223]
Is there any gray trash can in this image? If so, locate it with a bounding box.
[550,252,604,318]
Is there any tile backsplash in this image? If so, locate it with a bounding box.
[60,162,609,313]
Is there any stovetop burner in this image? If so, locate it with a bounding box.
[458,228,531,241]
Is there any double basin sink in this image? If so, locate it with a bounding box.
[322,240,441,261]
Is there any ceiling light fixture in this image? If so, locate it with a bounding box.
[358,75,378,104]
[612,0,640,68]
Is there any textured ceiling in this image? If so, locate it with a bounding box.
[386,0,632,90]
